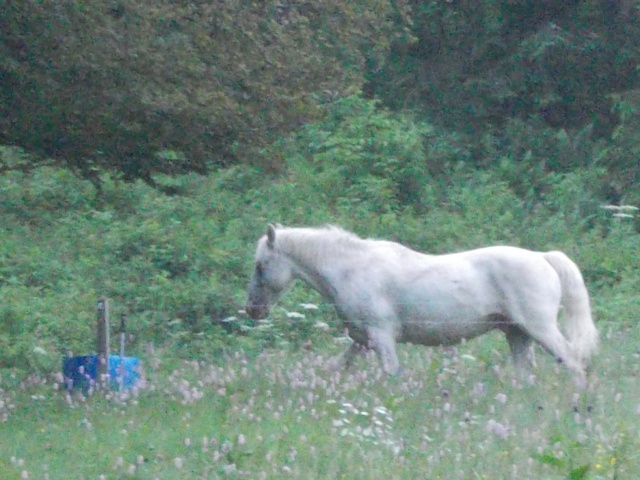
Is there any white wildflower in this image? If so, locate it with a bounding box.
[299,303,319,310]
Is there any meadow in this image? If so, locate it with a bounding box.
[1,298,639,479]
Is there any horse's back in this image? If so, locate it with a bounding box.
[457,246,562,299]
[397,246,561,320]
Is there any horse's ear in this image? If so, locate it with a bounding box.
[266,224,276,248]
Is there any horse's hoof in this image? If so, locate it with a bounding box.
[324,359,342,373]
[387,366,404,377]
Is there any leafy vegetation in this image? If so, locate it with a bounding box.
[0,95,638,373]
[1,2,640,477]
[1,0,402,183]
[375,1,640,136]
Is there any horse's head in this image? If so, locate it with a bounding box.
[245,224,295,319]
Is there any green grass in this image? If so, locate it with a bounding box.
[1,312,639,479]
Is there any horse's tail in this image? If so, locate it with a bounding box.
[543,251,599,367]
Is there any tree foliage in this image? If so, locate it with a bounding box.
[3,1,640,187]
[0,0,400,184]
[370,1,640,165]
[2,0,640,372]
[378,1,639,120]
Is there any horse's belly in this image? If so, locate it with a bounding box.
[396,279,500,345]
[399,319,495,346]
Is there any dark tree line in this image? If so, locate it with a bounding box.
[372,0,639,136]
[1,0,401,185]
[1,0,639,188]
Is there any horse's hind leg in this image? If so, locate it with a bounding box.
[521,321,586,389]
[504,324,536,377]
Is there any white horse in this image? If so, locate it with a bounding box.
[245,225,599,387]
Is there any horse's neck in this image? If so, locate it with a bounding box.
[278,229,359,263]
[278,230,358,299]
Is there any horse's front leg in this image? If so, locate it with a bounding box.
[327,342,362,372]
[504,325,537,378]
[368,328,402,375]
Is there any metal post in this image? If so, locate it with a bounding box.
[96,298,110,378]
[119,314,127,359]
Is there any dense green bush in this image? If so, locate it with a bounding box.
[0,96,638,373]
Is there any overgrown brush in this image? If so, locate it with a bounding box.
[0,97,638,373]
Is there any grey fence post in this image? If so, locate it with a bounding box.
[96,298,110,378]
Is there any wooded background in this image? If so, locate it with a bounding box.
[3,1,639,189]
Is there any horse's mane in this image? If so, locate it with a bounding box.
[271,225,367,263]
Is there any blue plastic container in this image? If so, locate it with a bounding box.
[62,355,99,392]
[108,355,141,390]
[62,354,141,391]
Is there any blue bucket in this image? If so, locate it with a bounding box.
[108,355,141,390]
[62,354,141,391]
[62,355,99,392]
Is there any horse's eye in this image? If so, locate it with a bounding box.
[255,262,264,278]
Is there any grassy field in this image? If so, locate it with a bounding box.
[1,303,639,480]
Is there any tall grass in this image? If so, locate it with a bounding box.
[1,309,638,479]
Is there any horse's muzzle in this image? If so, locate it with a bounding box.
[245,303,269,320]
